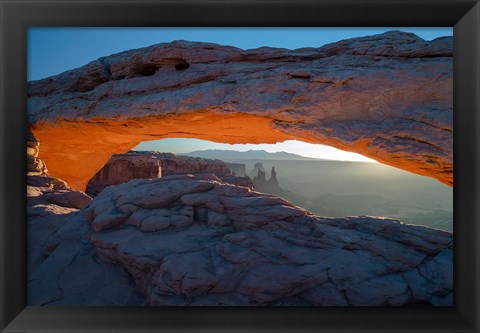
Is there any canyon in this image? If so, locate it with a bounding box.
[28,31,452,191]
[27,140,453,305]
[26,31,453,306]
[86,151,252,196]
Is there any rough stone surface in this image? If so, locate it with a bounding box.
[27,207,146,306]
[27,128,92,210]
[86,152,162,196]
[84,174,453,306]
[27,153,453,306]
[27,128,48,176]
[156,152,233,177]
[28,31,453,190]
[27,134,144,305]
[86,151,253,196]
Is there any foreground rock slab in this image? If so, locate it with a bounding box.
[26,126,453,306]
[28,31,453,190]
[85,174,453,306]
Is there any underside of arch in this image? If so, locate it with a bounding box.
[28,31,453,191]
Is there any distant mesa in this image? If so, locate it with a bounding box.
[224,162,246,177]
[250,163,302,207]
[183,149,318,161]
[85,151,253,196]
[27,128,92,211]
[249,162,268,179]
[252,165,279,189]
[270,166,279,187]
[85,153,162,197]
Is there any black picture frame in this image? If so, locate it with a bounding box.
[1,0,479,332]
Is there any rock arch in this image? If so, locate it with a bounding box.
[28,31,453,191]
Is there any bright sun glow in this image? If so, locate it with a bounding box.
[134,139,378,163]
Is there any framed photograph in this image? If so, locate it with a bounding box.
[1,0,479,332]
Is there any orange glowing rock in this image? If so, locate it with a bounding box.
[28,31,453,190]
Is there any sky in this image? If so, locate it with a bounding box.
[28,27,452,81]
[134,139,378,162]
[28,27,452,162]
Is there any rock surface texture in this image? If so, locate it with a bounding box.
[27,143,453,306]
[27,128,92,210]
[86,151,252,196]
[27,132,145,305]
[85,152,162,196]
[84,174,453,306]
[156,152,233,177]
[27,31,453,190]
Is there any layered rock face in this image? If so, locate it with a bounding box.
[157,152,233,177]
[27,128,92,211]
[253,166,279,189]
[251,165,313,213]
[28,31,453,190]
[249,162,268,179]
[27,129,48,177]
[85,174,452,306]
[86,151,252,196]
[27,130,145,305]
[86,153,162,196]
[225,162,247,177]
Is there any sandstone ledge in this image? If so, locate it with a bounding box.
[83,174,453,306]
[26,169,453,306]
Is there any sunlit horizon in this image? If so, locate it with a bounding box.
[133,139,378,163]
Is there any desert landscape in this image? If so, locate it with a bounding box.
[182,149,452,232]
[27,30,453,306]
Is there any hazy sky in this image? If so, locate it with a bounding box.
[28,27,452,162]
[134,139,378,162]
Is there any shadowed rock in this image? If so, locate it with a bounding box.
[86,151,253,196]
[27,129,145,305]
[83,174,453,306]
[26,150,452,305]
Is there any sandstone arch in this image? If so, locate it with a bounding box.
[28,31,453,191]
